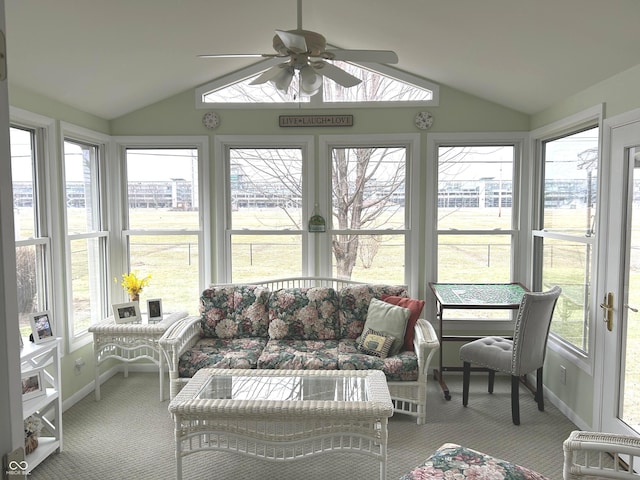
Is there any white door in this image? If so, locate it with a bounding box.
[601,116,640,436]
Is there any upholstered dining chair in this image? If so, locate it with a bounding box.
[459,286,562,425]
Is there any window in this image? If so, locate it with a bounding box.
[436,144,518,319]
[63,136,108,339]
[11,126,51,337]
[533,126,599,354]
[198,61,438,107]
[123,147,202,314]
[225,146,305,282]
[218,135,417,286]
[330,145,409,284]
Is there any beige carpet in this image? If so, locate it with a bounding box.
[29,372,578,480]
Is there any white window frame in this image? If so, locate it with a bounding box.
[60,122,111,352]
[112,136,210,293]
[214,135,315,282]
[529,104,603,374]
[10,108,56,340]
[426,132,527,329]
[319,134,421,295]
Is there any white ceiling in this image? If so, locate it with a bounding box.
[5,0,640,120]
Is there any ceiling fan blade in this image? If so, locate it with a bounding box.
[198,53,281,59]
[325,49,399,64]
[249,64,289,85]
[275,30,308,53]
[312,61,362,88]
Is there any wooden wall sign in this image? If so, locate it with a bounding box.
[279,115,353,127]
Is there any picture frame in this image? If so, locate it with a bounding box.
[146,298,163,321]
[22,370,46,401]
[112,301,142,324]
[29,311,55,344]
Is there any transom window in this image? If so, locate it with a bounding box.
[198,61,438,107]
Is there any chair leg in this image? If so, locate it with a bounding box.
[536,367,544,411]
[488,369,495,393]
[511,375,520,425]
[462,362,470,406]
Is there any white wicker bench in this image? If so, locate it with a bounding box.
[160,276,440,424]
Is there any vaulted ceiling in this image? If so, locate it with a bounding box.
[5,0,640,120]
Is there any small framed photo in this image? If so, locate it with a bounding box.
[29,311,55,344]
[112,301,141,324]
[147,298,163,321]
[22,370,46,401]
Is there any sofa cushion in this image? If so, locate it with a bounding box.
[338,284,408,340]
[399,443,549,480]
[358,297,410,356]
[267,287,340,340]
[177,337,268,378]
[257,339,339,370]
[381,295,425,352]
[199,285,270,339]
[338,339,419,381]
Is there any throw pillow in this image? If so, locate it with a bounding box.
[357,328,395,359]
[359,297,410,356]
[381,295,425,352]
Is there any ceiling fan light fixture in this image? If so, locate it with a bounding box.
[273,66,295,92]
[300,64,322,96]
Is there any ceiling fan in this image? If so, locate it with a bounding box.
[199,0,398,97]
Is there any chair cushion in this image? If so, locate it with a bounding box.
[199,285,270,338]
[338,339,419,381]
[178,337,268,377]
[459,336,514,374]
[267,287,340,340]
[257,339,339,370]
[400,443,549,480]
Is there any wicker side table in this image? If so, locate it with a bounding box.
[89,311,187,401]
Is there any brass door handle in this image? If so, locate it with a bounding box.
[625,304,639,313]
[600,292,614,332]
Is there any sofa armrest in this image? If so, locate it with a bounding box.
[413,318,439,378]
[159,315,202,374]
[563,430,640,479]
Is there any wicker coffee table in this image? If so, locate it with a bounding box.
[168,368,394,480]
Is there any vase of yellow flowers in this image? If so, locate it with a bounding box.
[117,272,151,302]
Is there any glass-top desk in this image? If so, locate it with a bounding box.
[429,282,528,400]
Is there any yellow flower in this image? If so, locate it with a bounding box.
[115,272,151,297]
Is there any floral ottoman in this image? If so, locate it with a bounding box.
[400,443,549,480]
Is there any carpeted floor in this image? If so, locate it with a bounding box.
[28,372,578,479]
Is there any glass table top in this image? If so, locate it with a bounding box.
[195,374,370,402]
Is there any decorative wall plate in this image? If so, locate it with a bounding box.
[202,111,220,129]
[414,111,434,130]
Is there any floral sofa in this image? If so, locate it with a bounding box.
[159,277,439,424]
